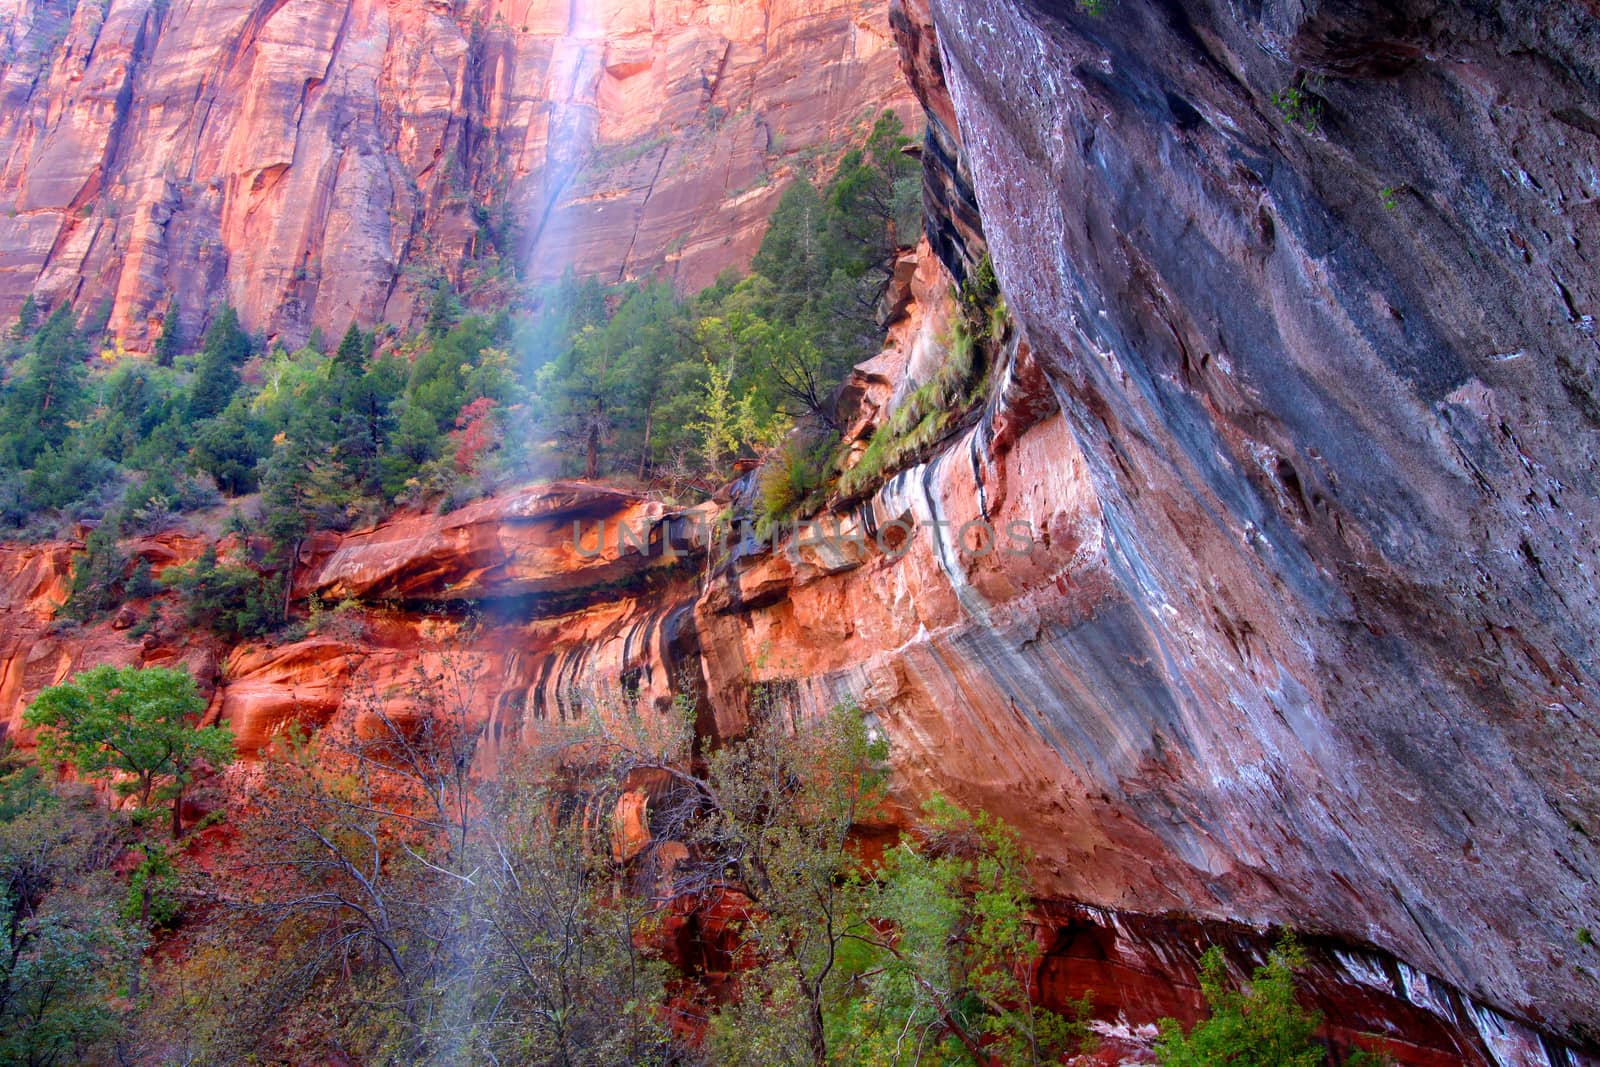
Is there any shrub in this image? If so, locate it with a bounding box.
[836,320,984,499]
[1271,83,1324,134]
[755,432,837,537]
[161,545,284,642]
[1154,932,1325,1067]
[62,526,128,621]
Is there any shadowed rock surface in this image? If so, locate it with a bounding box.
[918,0,1600,1047]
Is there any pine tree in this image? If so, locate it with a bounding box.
[187,305,251,421]
[332,322,368,374]
[189,397,269,496]
[2,305,87,465]
[425,283,459,337]
[153,300,181,367]
[9,293,39,343]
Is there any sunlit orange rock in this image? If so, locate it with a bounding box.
[0,0,916,349]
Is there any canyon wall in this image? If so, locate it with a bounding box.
[1,232,1593,1061]
[908,0,1600,1050]
[0,0,914,347]
[1,0,1599,1061]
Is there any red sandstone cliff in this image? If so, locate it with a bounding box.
[0,0,914,348]
[0,240,1581,1063]
[4,0,1600,1061]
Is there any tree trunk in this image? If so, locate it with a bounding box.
[639,407,653,481]
[807,994,828,1066]
[128,874,152,998]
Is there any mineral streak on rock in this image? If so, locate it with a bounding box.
[0,226,1589,1054]
[2,0,1599,1060]
[918,0,1600,1047]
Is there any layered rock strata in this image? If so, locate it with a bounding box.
[0,0,915,346]
[911,0,1600,1050]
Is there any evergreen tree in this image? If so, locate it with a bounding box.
[425,282,460,337]
[2,305,88,466]
[189,397,270,496]
[153,300,181,367]
[62,525,127,621]
[332,322,368,374]
[187,306,251,422]
[8,292,39,343]
[162,544,285,642]
[1154,935,1325,1067]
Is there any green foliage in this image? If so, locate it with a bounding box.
[189,395,270,495]
[756,431,837,535]
[0,118,929,541]
[2,305,88,469]
[334,321,370,371]
[837,324,980,499]
[24,664,235,838]
[0,753,133,1067]
[424,282,460,337]
[186,305,251,422]
[153,300,181,367]
[123,843,182,929]
[1271,83,1324,134]
[959,253,1002,340]
[1380,185,1404,212]
[1154,933,1326,1067]
[0,663,1277,1067]
[161,544,284,641]
[9,292,40,344]
[61,526,128,621]
[688,358,783,473]
[834,254,999,500]
[525,115,918,487]
[698,698,891,1065]
[828,796,1096,1066]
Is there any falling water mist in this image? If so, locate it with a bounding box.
[432,1,608,1061]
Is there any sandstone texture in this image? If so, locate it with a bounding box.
[1,234,1588,1057]
[912,0,1600,1051]
[1,0,1598,1061]
[0,0,915,347]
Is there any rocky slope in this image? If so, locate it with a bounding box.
[0,0,913,348]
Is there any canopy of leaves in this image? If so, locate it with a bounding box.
[23,665,234,837]
[0,743,134,1067]
[0,115,920,546]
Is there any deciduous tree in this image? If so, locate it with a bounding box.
[24,666,234,838]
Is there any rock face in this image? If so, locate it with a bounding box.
[0,0,915,347]
[0,482,707,755]
[912,0,1600,1050]
[3,0,1600,1060]
[2,233,1589,1058]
